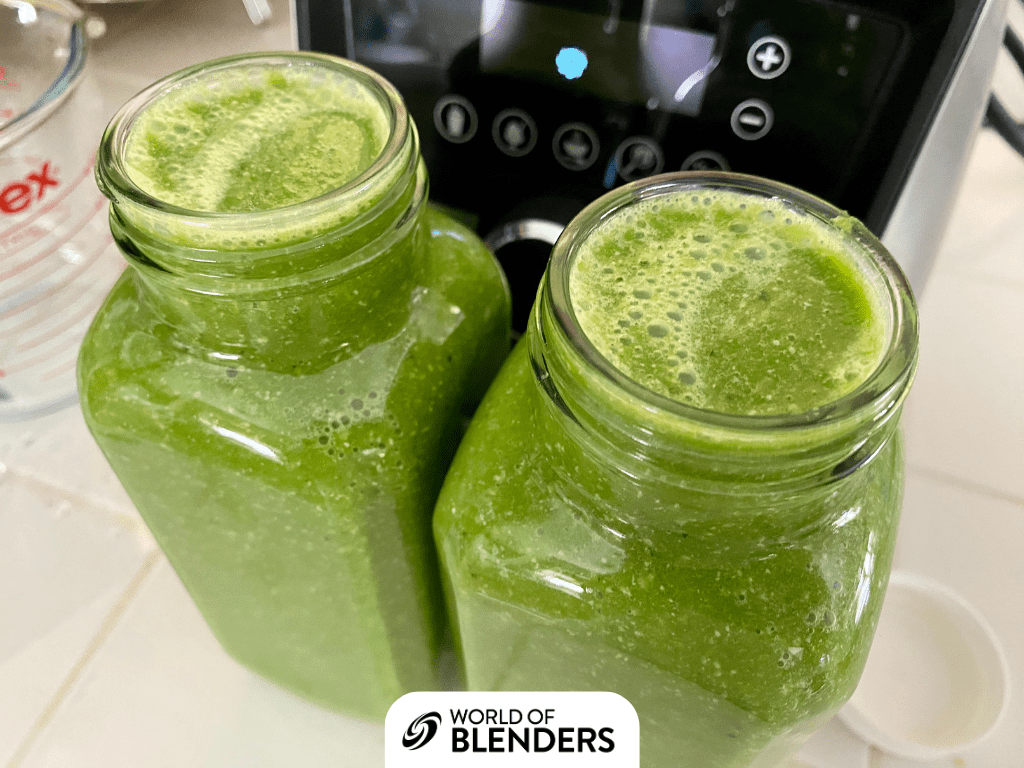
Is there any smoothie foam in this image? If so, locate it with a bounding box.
[569,191,887,416]
[124,65,388,214]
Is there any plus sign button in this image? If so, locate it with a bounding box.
[747,35,791,80]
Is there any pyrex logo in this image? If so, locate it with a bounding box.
[385,692,638,766]
[403,712,442,750]
[0,162,59,215]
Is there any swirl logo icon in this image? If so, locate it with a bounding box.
[402,711,442,750]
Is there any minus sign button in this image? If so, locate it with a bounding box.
[731,99,774,141]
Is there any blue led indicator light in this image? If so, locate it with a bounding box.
[556,47,588,80]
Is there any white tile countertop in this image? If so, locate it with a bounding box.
[2,0,1023,766]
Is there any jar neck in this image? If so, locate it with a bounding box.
[529,173,919,493]
[95,53,427,367]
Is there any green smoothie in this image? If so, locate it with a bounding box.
[123,65,386,212]
[434,177,916,766]
[80,54,510,719]
[569,191,885,415]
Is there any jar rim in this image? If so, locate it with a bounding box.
[95,51,408,224]
[541,171,919,439]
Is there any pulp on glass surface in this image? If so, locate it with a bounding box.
[435,176,916,767]
[78,54,511,719]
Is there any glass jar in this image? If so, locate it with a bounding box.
[78,53,510,719]
[434,174,917,766]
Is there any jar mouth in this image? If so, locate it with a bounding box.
[542,171,918,438]
[95,51,408,225]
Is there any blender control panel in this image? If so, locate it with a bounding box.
[429,0,904,204]
[298,0,971,327]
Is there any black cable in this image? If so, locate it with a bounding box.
[986,25,1024,157]
[987,94,1024,156]
[1005,26,1024,74]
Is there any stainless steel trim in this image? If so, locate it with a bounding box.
[289,0,300,50]
[485,219,565,252]
[881,0,1008,293]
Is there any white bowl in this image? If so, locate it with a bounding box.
[838,570,1010,761]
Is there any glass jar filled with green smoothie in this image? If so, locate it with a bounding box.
[78,52,510,719]
[434,173,917,766]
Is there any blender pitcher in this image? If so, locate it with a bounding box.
[0,0,124,420]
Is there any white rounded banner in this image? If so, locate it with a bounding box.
[385,691,640,767]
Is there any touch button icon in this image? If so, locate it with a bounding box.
[493,108,538,157]
[433,95,478,143]
[730,99,774,141]
[553,122,600,170]
[747,35,791,79]
[614,136,664,181]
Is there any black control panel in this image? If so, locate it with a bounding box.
[298,0,985,328]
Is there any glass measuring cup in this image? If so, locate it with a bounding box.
[0,0,125,421]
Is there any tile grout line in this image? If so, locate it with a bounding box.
[906,462,1024,510]
[1,463,123,515]
[0,465,153,545]
[5,550,162,768]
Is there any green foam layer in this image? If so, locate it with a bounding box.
[124,65,388,213]
[568,191,887,417]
